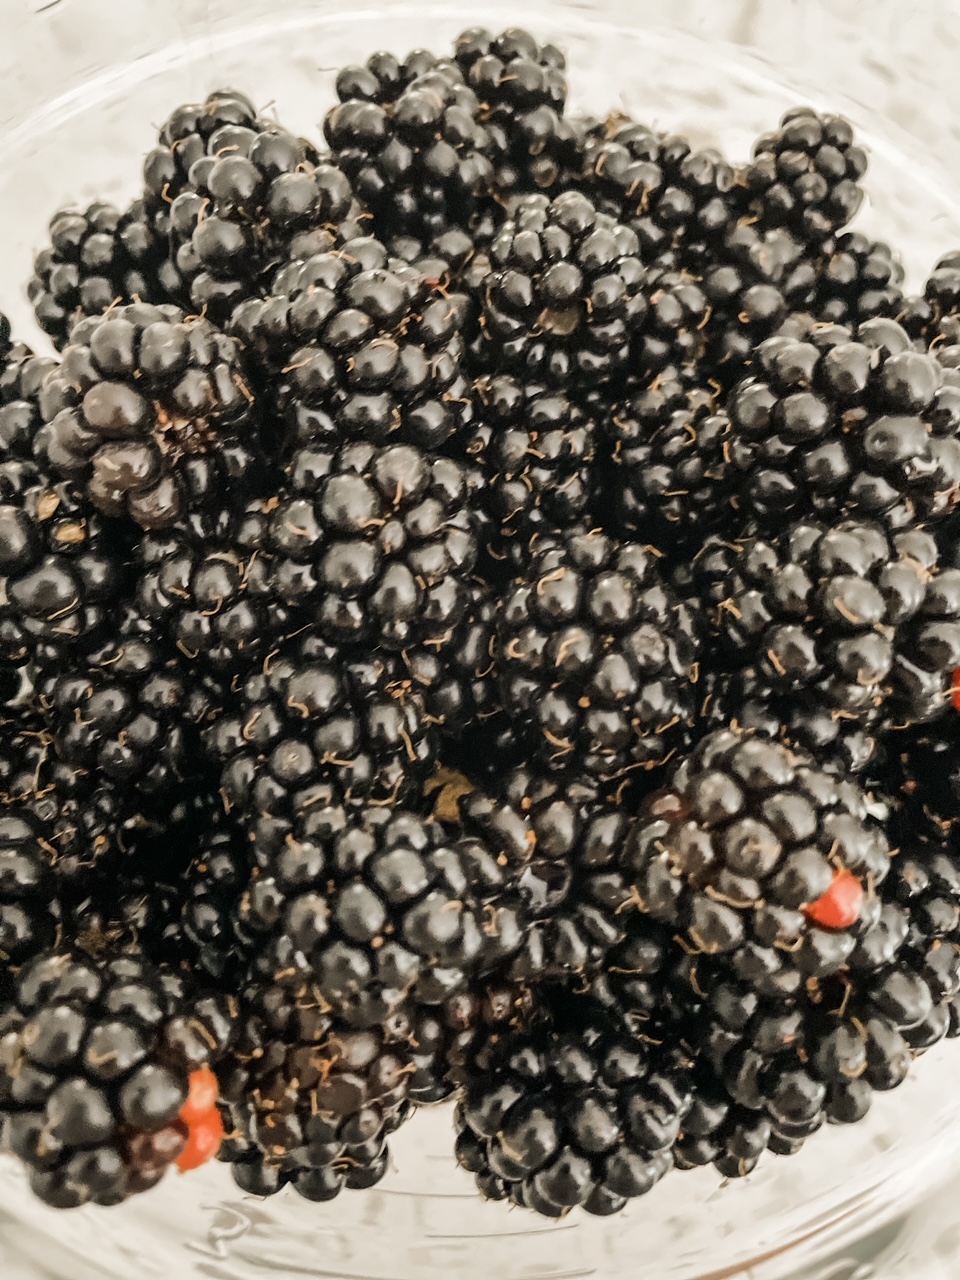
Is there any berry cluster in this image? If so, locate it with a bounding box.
[2,27,959,1220]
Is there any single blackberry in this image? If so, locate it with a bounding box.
[479,191,647,387]
[0,946,236,1208]
[135,498,300,678]
[142,89,265,310]
[28,201,166,349]
[582,119,740,270]
[265,441,478,656]
[673,1067,776,1178]
[36,303,264,530]
[0,706,218,890]
[579,920,682,1043]
[0,339,59,462]
[726,322,960,528]
[497,527,702,781]
[619,727,892,993]
[919,250,960,334]
[930,313,960,376]
[37,608,222,796]
[178,814,253,983]
[700,519,960,725]
[465,374,599,553]
[871,720,960,895]
[164,124,353,323]
[631,265,712,381]
[745,108,867,245]
[219,976,417,1201]
[230,236,473,457]
[204,630,435,815]
[402,577,502,737]
[699,222,816,383]
[813,232,904,325]
[143,89,262,214]
[601,379,733,549]
[384,222,495,350]
[0,805,60,974]
[678,965,921,1166]
[459,765,639,984]
[699,667,881,777]
[454,988,694,1217]
[61,782,225,966]
[408,980,535,1102]
[880,806,960,1042]
[324,50,493,242]
[229,800,526,1020]
[0,468,131,672]
[452,27,582,198]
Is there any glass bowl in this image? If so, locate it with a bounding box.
[3,1,960,1276]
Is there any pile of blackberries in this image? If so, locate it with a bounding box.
[2,28,960,1218]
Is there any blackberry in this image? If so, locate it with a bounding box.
[454,988,693,1217]
[324,50,493,242]
[813,232,905,325]
[582,120,739,270]
[135,498,300,678]
[265,441,478,656]
[37,608,222,796]
[466,374,598,553]
[0,804,60,974]
[28,201,166,349]
[497,527,701,781]
[745,108,867,246]
[229,800,526,1020]
[919,250,960,334]
[402,577,501,737]
[0,469,130,672]
[178,814,252,983]
[880,828,960,1039]
[143,89,262,214]
[459,766,638,983]
[601,379,733,549]
[407,980,535,1102]
[930,313,960,375]
[141,90,264,309]
[62,783,226,965]
[681,965,920,1164]
[1,339,59,462]
[230,237,473,457]
[37,303,264,530]
[219,976,418,1201]
[165,125,354,323]
[619,727,891,993]
[726,323,960,528]
[869,726,960,996]
[699,667,880,778]
[0,705,216,891]
[0,946,235,1208]
[633,265,715,382]
[479,191,647,387]
[585,913,712,1064]
[673,1069,775,1178]
[452,27,581,199]
[697,222,816,385]
[204,630,434,814]
[882,852,960,1041]
[701,519,960,725]
[384,222,495,350]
